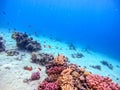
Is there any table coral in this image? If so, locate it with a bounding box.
[86,74,120,90]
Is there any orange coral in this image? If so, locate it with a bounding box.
[79,68,85,72]
[61,68,73,75]
[53,54,67,65]
[84,71,91,76]
[58,74,76,90]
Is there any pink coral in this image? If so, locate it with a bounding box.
[31,71,40,80]
[86,74,120,90]
[38,81,59,90]
[46,66,67,75]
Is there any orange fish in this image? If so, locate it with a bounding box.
[38,67,41,71]
[48,45,51,49]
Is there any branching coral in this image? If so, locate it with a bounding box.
[12,31,41,51]
[0,36,5,52]
[86,74,120,90]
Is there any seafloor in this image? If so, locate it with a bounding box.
[0,28,120,90]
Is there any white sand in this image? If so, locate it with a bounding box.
[0,28,120,90]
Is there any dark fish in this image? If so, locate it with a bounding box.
[28,24,32,28]
[2,11,6,15]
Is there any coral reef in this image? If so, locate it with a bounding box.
[100,60,113,70]
[38,81,60,90]
[86,74,120,90]
[5,49,19,56]
[36,54,120,90]
[31,71,40,80]
[45,54,68,81]
[31,52,54,66]
[0,36,5,52]
[12,31,41,51]
[58,64,91,90]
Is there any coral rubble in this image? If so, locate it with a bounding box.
[12,31,41,51]
[0,36,5,52]
[31,52,54,66]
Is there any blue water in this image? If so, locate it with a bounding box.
[0,0,120,59]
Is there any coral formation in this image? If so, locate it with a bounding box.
[45,54,68,81]
[31,71,40,80]
[100,60,113,70]
[68,43,76,50]
[71,53,84,58]
[36,54,120,90]
[5,49,19,56]
[90,65,101,70]
[31,52,54,66]
[86,74,120,90]
[58,64,91,90]
[12,31,41,51]
[0,36,5,52]
[38,81,59,90]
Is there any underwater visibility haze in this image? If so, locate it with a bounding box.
[0,0,120,59]
[0,0,120,90]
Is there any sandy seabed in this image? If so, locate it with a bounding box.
[0,28,120,90]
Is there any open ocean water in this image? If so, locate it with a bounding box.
[0,0,120,59]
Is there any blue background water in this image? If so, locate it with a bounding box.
[0,0,120,59]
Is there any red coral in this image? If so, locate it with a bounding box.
[31,71,40,80]
[86,74,120,90]
[46,66,67,75]
[38,81,59,90]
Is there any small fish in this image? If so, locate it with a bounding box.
[48,45,51,49]
[43,45,46,48]
[2,11,6,15]
[28,24,32,28]
[38,67,41,71]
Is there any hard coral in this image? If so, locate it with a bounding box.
[31,52,54,66]
[86,74,120,90]
[0,36,5,52]
[31,71,40,80]
[38,81,59,90]
[12,32,41,51]
[53,54,68,65]
[46,65,67,75]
